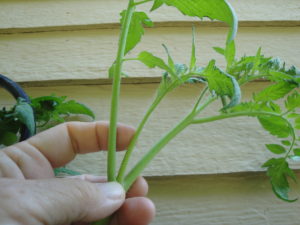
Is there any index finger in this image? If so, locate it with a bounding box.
[24,121,135,168]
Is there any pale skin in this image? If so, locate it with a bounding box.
[0,121,155,225]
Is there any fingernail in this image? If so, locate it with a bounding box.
[97,182,125,201]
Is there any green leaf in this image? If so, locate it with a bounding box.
[285,91,300,111]
[254,82,297,102]
[250,47,262,75]
[225,40,235,69]
[161,0,238,43]
[293,148,300,156]
[121,11,153,54]
[56,101,95,119]
[14,98,35,136]
[295,117,300,129]
[31,95,94,127]
[269,70,296,82]
[151,0,164,11]
[189,26,197,71]
[265,144,286,154]
[137,51,173,74]
[258,115,291,138]
[162,44,176,71]
[281,140,291,146]
[213,47,225,55]
[203,60,241,109]
[271,102,282,113]
[287,113,300,118]
[262,158,297,202]
[0,132,18,146]
[229,101,281,114]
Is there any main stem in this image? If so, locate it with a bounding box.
[107,0,135,181]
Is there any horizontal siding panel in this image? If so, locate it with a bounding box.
[0,27,299,83]
[1,83,298,176]
[1,0,300,32]
[148,173,300,225]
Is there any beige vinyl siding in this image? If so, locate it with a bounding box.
[148,174,300,225]
[1,0,299,32]
[1,27,300,82]
[1,0,300,224]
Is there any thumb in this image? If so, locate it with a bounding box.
[0,178,125,224]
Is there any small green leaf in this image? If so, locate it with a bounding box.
[262,158,297,202]
[213,47,225,55]
[229,101,282,115]
[151,0,164,11]
[56,101,95,119]
[285,91,300,111]
[254,82,297,102]
[293,148,300,156]
[250,47,262,75]
[14,98,35,136]
[265,144,286,154]
[31,95,94,127]
[258,115,291,138]
[281,140,291,146]
[137,51,173,75]
[268,101,282,114]
[121,11,153,54]
[0,132,18,146]
[162,44,176,71]
[189,27,197,71]
[269,70,296,82]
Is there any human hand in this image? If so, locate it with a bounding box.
[0,121,155,225]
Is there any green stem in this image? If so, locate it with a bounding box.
[107,0,135,182]
[192,86,208,112]
[123,113,192,190]
[134,0,153,6]
[193,111,296,158]
[117,94,165,183]
[283,122,296,160]
[123,96,215,191]
[221,96,227,108]
[123,58,139,61]
[193,111,296,152]
[192,111,287,124]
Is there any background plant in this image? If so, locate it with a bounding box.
[0,95,95,146]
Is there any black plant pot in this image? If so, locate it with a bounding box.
[0,74,35,141]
